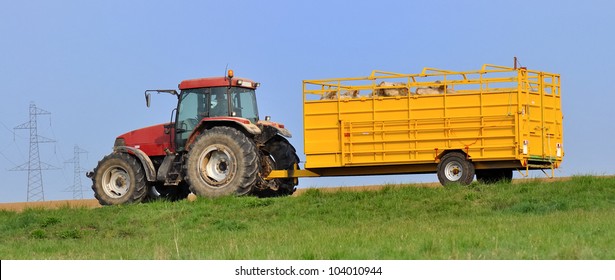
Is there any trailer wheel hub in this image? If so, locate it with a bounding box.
[444,161,463,182]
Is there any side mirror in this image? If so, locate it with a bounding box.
[145,92,151,108]
[144,89,178,108]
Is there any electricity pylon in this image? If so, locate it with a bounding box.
[10,103,58,202]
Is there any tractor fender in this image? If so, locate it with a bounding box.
[258,120,292,138]
[185,118,262,150]
[113,146,157,182]
[254,122,292,145]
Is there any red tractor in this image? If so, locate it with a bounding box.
[87,70,299,205]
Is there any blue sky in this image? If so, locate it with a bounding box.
[0,0,613,203]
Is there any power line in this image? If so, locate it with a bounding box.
[0,140,22,165]
[9,102,59,202]
[0,120,16,135]
[0,150,18,166]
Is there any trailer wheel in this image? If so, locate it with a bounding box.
[476,169,513,184]
[185,127,258,197]
[258,136,300,197]
[437,152,475,186]
[91,153,148,205]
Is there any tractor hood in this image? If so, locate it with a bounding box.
[114,123,172,157]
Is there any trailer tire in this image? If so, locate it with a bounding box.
[91,153,148,205]
[437,152,475,186]
[258,136,300,197]
[185,127,258,197]
[476,169,513,184]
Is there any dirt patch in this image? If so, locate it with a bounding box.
[0,199,101,212]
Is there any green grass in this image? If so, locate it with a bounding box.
[1,176,614,259]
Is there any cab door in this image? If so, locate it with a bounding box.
[175,89,209,151]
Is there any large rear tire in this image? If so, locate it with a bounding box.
[185,127,258,197]
[91,153,148,205]
[258,136,300,197]
[437,152,475,186]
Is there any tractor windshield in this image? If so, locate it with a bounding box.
[209,87,259,123]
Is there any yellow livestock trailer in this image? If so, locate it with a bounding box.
[270,64,563,185]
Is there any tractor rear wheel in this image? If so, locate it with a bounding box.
[437,152,475,186]
[185,127,258,197]
[91,153,148,205]
[257,136,300,197]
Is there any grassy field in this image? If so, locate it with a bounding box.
[1,176,614,260]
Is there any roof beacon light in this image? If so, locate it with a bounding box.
[227,69,234,79]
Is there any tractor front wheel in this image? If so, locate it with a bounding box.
[91,153,148,205]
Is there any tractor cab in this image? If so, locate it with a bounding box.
[175,83,260,150]
[146,70,262,152]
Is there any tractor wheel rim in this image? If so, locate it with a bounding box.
[101,166,130,198]
[199,146,235,187]
[444,161,463,181]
